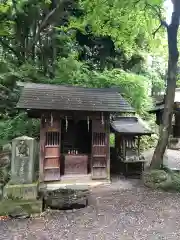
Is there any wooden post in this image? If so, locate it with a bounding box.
[39,116,45,182]
[137,136,140,157]
[91,118,108,180]
[106,119,111,181]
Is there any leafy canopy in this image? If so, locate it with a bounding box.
[0,0,166,145]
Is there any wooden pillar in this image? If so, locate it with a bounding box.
[44,119,61,181]
[137,136,140,156]
[40,113,61,182]
[106,120,110,181]
[39,116,45,182]
[91,117,108,180]
[115,134,118,153]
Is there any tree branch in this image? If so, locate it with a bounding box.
[153,24,162,37]
[29,1,63,52]
[145,1,168,36]
[152,20,168,37]
[0,38,21,61]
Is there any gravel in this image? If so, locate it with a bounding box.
[1,178,180,240]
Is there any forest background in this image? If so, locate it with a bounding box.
[0,0,175,149]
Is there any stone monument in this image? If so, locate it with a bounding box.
[2,136,42,217]
[10,136,36,184]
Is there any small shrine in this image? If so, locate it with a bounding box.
[111,116,152,177]
[16,83,134,184]
[149,89,180,149]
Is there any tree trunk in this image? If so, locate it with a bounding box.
[150,0,180,169]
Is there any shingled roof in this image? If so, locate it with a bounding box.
[17,83,134,112]
[149,88,180,113]
[111,116,152,135]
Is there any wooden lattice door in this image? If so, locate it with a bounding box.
[91,120,108,179]
[43,120,61,181]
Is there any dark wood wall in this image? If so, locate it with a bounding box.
[39,111,110,182]
[91,119,110,180]
[40,117,61,182]
[155,110,163,126]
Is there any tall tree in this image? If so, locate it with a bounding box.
[151,0,180,169]
[0,0,166,144]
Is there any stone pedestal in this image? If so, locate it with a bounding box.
[3,183,38,200]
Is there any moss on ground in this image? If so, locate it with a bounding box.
[0,199,42,216]
[143,169,180,192]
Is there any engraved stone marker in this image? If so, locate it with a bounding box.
[2,136,41,215]
[10,136,37,184]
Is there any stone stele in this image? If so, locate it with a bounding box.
[10,136,38,184]
[3,136,39,203]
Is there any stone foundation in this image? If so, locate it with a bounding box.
[43,188,89,210]
[3,182,38,200]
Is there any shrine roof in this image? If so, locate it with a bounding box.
[17,82,134,113]
[111,116,152,135]
[149,88,180,113]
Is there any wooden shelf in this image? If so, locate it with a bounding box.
[92,166,106,168]
[45,145,60,148]
[93,155,106,157]
[93,145,106,147]
[44,166,60,170]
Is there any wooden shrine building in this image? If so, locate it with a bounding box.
[149,88,180,149]
[17,83,134,183]
[110,116,152,176]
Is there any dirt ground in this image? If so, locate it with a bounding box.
[1,178,180,240]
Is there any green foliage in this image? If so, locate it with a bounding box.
[0,112,40,146]
[97,69,152,115]
[0,54,157,143]
[52,57,153,115]
[140,134,158,151]
[0,0,166,146]
[110,134,115,147]
[68,0,164,55]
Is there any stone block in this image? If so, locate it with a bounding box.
[44,188,89,210]
[3,182,38,200]
[0,199,42,216]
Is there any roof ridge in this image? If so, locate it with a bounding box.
[23,82,120,92]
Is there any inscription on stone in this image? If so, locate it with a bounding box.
[10,136,37,184]
[15,140,29,157]
[14,157,28,184]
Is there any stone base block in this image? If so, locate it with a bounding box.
[44,188,89,210]
[3,182,38,200]
[0,199,42,216]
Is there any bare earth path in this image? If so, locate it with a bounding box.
[1,179,180,240]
